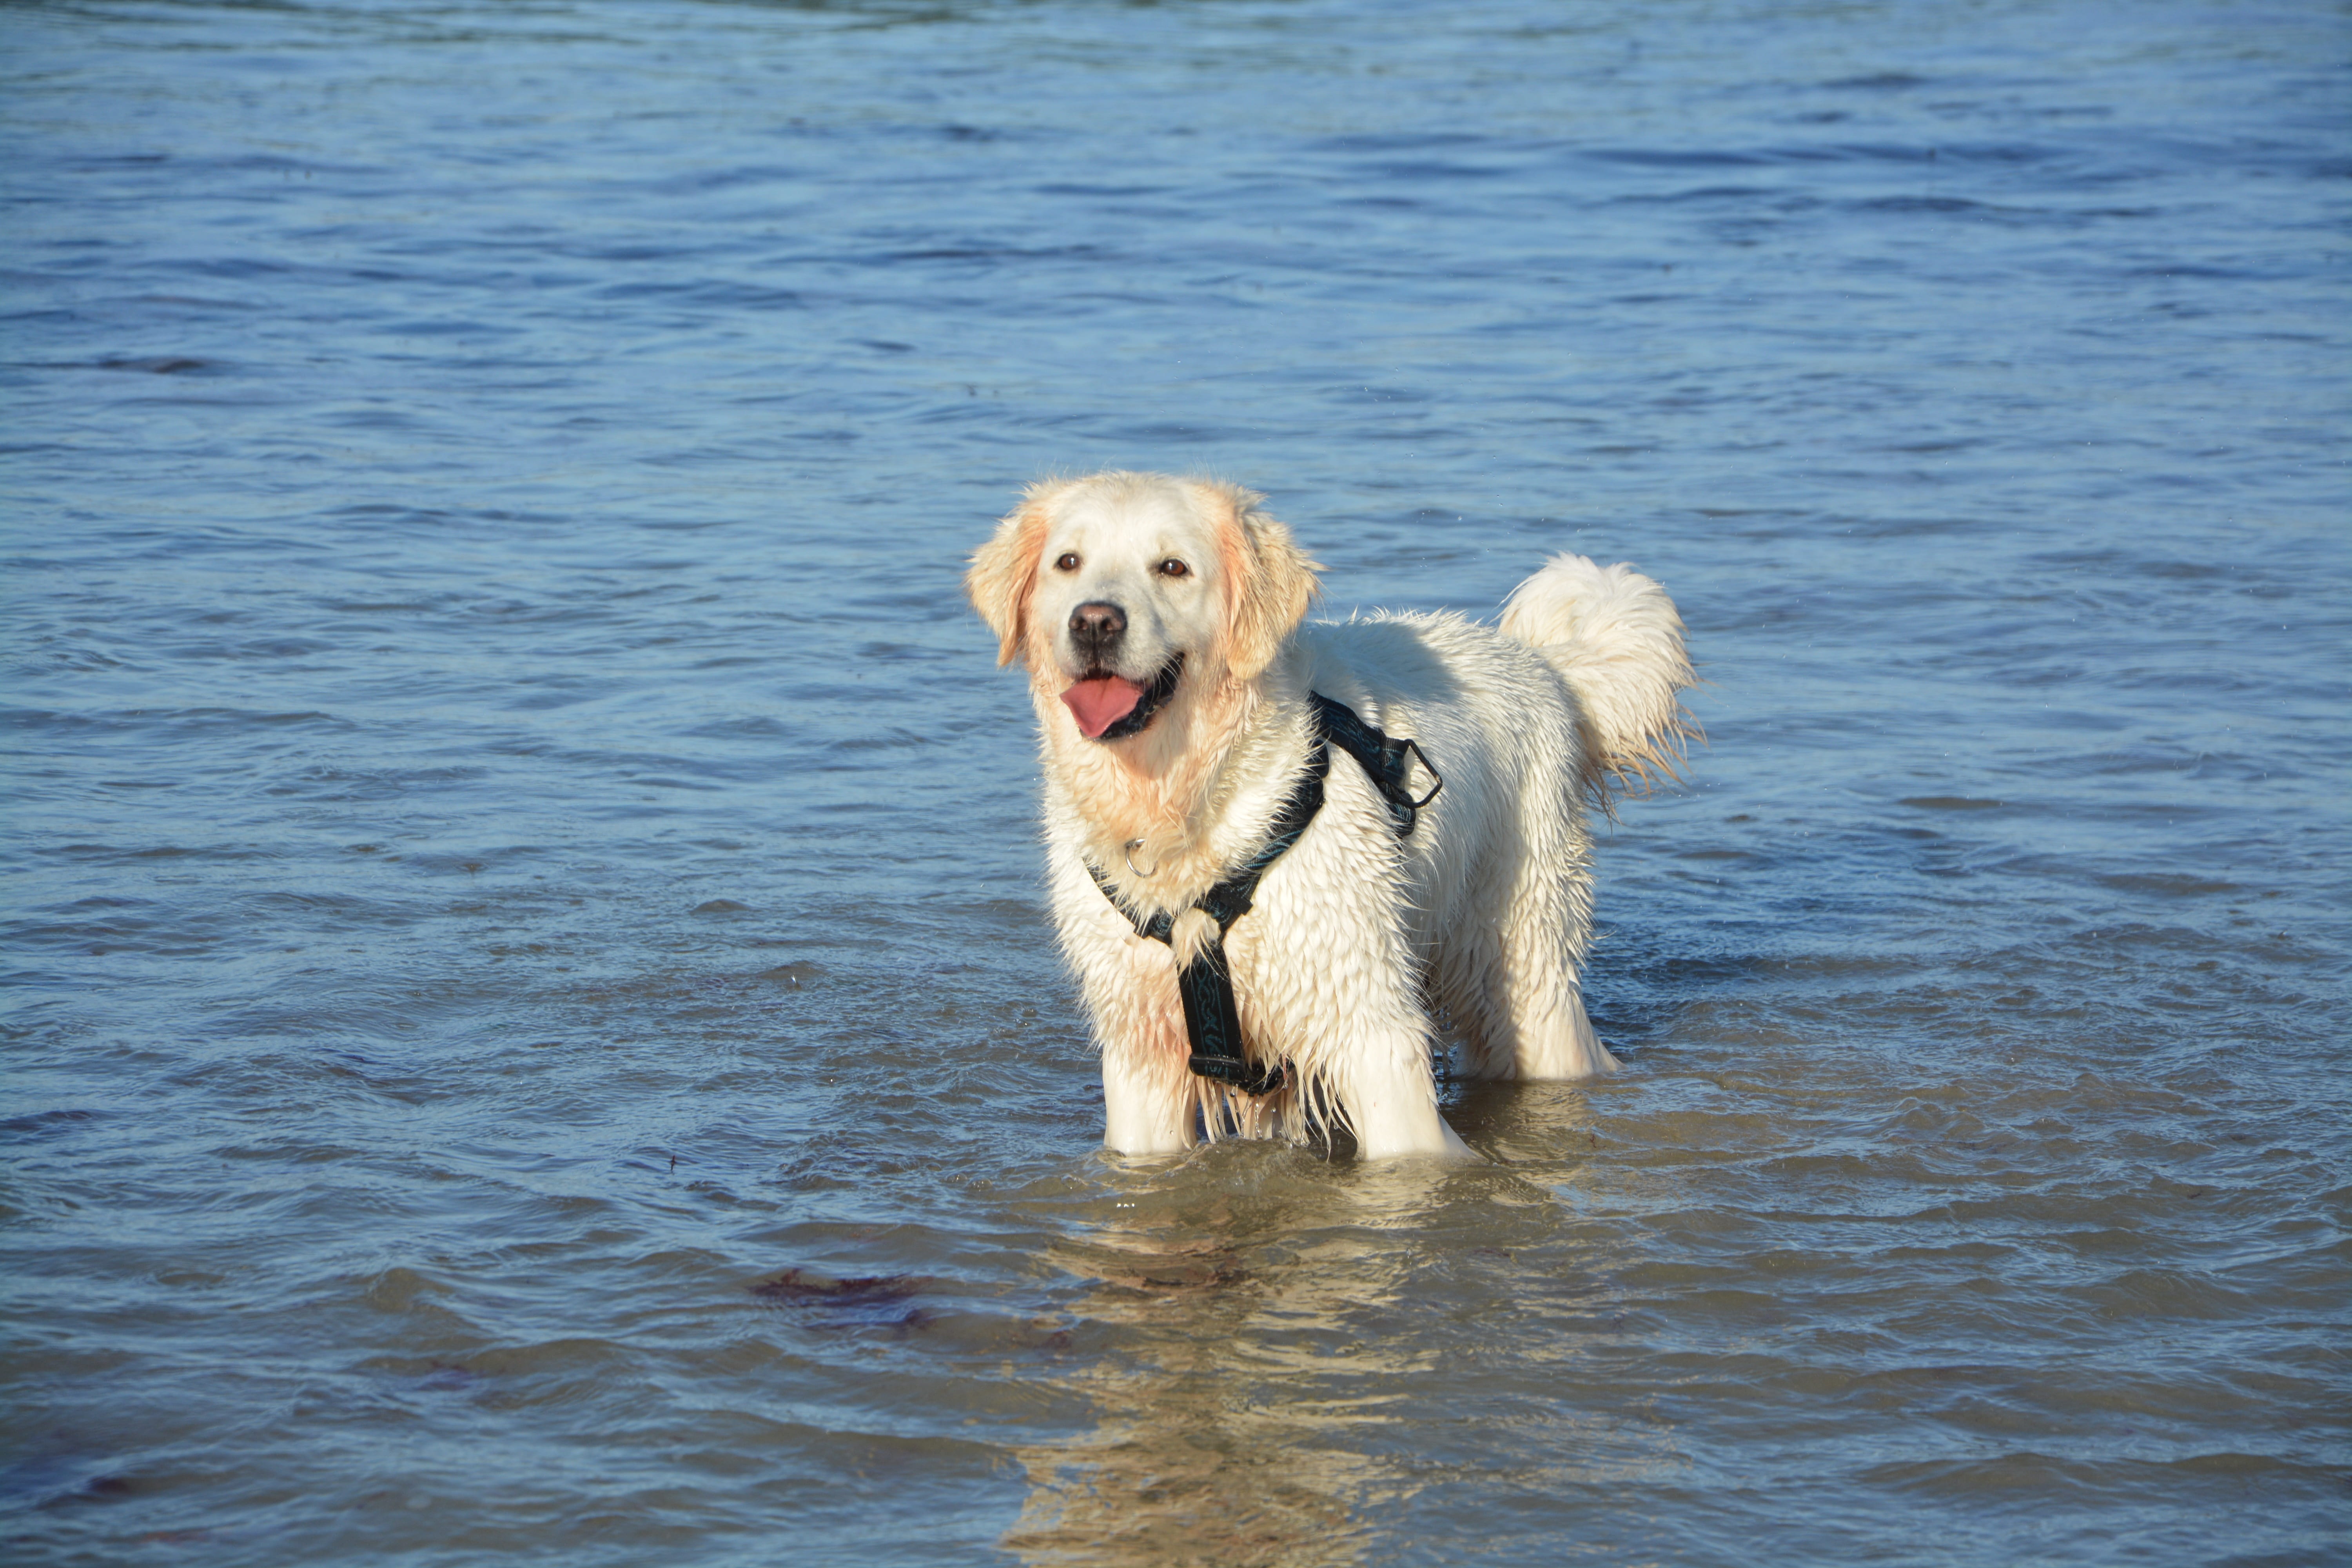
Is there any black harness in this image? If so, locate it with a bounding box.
[1086,692,1442,1096]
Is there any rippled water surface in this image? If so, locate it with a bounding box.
[5,1,2348,1563]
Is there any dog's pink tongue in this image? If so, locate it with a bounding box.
[1061,676,1145,739]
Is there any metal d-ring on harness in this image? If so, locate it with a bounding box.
[1086,692,1443,1097]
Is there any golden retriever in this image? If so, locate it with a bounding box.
[967,472,1694,1159]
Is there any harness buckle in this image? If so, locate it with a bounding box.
[1396,736,1443,809]
[1189,1054,1292,1096]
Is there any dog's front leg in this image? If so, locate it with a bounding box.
[1092,944,1198,1155]
[1240,837,1475,1163]
[1334,1024,1475,1161]
[1051,848,1198,1155]
[1099,1043,1196,1155]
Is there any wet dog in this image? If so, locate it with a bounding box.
[968,472,1694,1158]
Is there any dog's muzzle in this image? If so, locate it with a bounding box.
[1062,652,1184,741]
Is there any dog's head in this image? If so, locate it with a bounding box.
[966,472,1319,742]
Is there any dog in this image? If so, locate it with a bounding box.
[967,472,1695,1159]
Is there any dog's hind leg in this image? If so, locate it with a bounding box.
[1497,898,1619,1081]
[1442,935,1616,1082]
[1441,835,1619,1083]
[1506,972,1616,1081]
[1432,929,1516,1081]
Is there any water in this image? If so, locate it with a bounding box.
[4,0,2348,1561]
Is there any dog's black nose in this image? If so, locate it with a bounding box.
[1069,601,1126,657]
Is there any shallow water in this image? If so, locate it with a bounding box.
[4,1,2348,1563]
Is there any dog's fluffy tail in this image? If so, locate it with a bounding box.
[1500,553,1698,801]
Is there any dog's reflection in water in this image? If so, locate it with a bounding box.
[1002,1153,1457,1566]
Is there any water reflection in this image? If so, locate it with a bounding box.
[1004,1151,1470,1565]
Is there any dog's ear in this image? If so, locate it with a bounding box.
[1204,481,1320,681]
[966,483,1060,668]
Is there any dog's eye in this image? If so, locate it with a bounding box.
[1156,559,1190,579]
[1054,553,1080,572]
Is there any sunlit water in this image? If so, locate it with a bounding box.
[4,2,2348,1563]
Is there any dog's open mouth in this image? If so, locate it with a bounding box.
[1062,654,1184,741]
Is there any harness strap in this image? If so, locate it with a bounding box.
[1308,691,1443,835]
[1087,692,1443,1097]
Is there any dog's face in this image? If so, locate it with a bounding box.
[1029,481,1221,740]
[967,472,1320,744]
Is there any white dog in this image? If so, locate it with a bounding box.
[967,472,1694,1160]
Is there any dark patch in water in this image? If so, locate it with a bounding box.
[85,356,214,374]
[1100,1254,1249,1293]
[1824,72,1931,91]
[751,1267,915,1305]
[751,1269,929,1332]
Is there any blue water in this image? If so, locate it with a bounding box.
[4,2,2348,1563]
